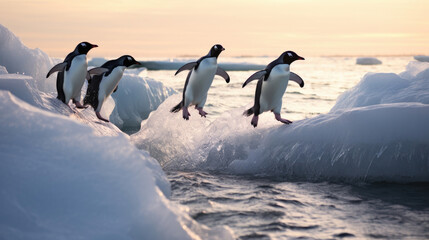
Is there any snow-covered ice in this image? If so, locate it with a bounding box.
[132,61,429,183]
[356,57,382,65]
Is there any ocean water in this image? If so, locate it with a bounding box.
[139,56,429,239]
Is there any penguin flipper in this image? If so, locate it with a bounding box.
[290,72,304,88]
[216,67,230,83]
[86,67,109,81]
[46,62,67,78]
[56,71,66,103]
[175,62,197,75]
[242,70,266,88]
[113,86,118,93]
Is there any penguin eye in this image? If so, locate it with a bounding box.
[127,57,132,61]
[214,46,218,50]
[81,43,86,47]
[287,52,293,57]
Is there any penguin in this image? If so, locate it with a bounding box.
[170,44,230,120]
[46,42,98,108]
[242,51,305,127]
[83,55,141,122]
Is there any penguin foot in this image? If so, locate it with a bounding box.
[182,107,190,120]
[73,100,88,109]
[274,113,292,124]
[196,107,207,118]
[251,115,259,128]
[96,112,110,122]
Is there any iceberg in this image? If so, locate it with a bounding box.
[356,57,382,65]
[132,61,429,183]
[110,74,175,130]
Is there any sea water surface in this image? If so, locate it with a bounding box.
[139,56,429,239]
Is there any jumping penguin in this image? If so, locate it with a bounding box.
[171,44,230,120]
[46,42,98,108]
[242,51,305,127]
[83,55,141,122]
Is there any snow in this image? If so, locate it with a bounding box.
[356,57,382,65]
[0,91,233,240]
[110,74,175,130]
[0,24,57,92]
[132,62,429,183]
[414,55,429,62]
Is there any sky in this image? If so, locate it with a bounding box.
[0,0,428,58]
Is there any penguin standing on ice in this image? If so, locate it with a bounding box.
[171,44,230,120]
[46,42,98,108]
[242,51,305,127]
[83,55,141,122]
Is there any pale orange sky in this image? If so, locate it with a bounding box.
[1,0,428,58]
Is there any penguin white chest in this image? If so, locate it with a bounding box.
[186,57,217,104]
[64,55,87,101]
[96,66,125,112]
[260,64,290,112]
[99,66,125,97]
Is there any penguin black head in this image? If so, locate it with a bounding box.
[119,55,141,67]
[76,42,98,54]
[281,51,305,65]
[209,44,225,58]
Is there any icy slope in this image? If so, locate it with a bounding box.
[0,91,233,240]
[110,73,175,130]
[0,24,57,92]
[132,62,429,182]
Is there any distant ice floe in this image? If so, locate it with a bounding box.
[0,24,234,240]
[356,57,382,65]
[132,61,429,183]
[414,55,429,62]
[89,57,266,71]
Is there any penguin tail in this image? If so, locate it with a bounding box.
[243,107,254,117]
[171,101,183,113]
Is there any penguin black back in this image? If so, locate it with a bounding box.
[84,55,140,110]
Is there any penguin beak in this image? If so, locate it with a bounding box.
[297,56,305,60]
[222,47,225,51]
[133,60,142,65]
[92,44,98,48]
